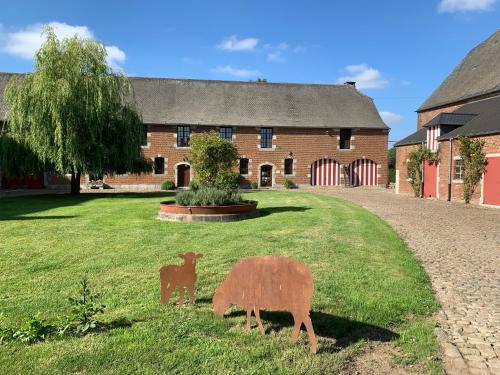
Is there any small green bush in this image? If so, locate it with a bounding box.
[251,182,258,189]
[175,190,196,206]
[215,172,242,190]
[283,179,295,189]
[175,187,243,206]
[161,180,176,190]
[11,315,55,344]
[64,276,106,335]
[189,179,200,191]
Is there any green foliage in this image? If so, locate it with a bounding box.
[188,131,238,188]
[160,180,176,190]
[215,171,242,190]
[388,147,396,183]
[407,145,439,197]
[283,178,295,189]
[189,179,200,191]
[12,315,55,344]
[250,181,258,189]
[3,27,149,193]
[0,132,46,177]
[0,313,55,345]
[0,276,105,344]
[175,187,243,206]
[249,77,268,83]
[457,136,486,204]
[65,276,105,335]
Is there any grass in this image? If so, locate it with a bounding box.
[0,191,441,374]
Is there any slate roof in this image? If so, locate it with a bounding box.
[418,29,500,112]
[422,113,477,128]
[394,127,427,147]
[0,73,388,130]
[438,95,500,140]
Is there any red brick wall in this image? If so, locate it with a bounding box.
[438,134,500,204]
[102,125,388,188]
[395,144,420,196]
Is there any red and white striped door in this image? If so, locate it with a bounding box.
[348,159,378,186]
[311,159,341,186]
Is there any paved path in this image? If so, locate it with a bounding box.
[306,187,500,375]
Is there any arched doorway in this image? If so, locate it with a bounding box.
[176,163,191,188]
[259,164,273,187]
[311,159,341,186]
[348,159,378,187]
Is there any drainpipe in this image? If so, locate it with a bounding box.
[447,138,453,201]
[420,141,425,198]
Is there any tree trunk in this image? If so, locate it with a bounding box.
[70,171,81,195]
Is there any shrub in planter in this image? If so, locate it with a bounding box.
[188,132,238,187]
[161,180,176,190]
[283,179,295,189]
[251,182,258,189]
[215,172,242,191]
[175,187,243,206]
[189,179,200,191]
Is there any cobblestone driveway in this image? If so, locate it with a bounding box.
[306,188,500,375]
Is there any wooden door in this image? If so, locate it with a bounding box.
[423,160,437,198]
[177,164,191,187]
[483,157,500,206]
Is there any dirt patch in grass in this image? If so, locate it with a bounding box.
[346,341,427,375]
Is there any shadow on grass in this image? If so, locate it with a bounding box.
[0,191,175,221]
[258,206,311,217]
[223,309,398,351]
[96,317,139,333]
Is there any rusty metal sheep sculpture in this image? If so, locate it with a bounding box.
[213,256,318,353]
[160,252,203,306]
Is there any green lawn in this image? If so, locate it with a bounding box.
[0,191,441,374]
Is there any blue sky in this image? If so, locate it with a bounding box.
[0,0,499,143]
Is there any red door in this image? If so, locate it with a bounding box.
[423,160,437,198]
[483,157,500,206]
[2,173,45,189]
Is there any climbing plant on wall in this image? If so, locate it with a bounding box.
[457,136,486,204]
[407,145,439,197]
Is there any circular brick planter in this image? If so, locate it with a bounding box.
[158,201,259,222]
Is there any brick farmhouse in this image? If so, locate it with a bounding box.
[0,76,389,189]
[395,29,500,207]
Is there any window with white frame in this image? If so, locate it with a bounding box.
[454,159,463,181]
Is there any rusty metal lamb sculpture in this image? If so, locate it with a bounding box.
[160,252,203,305]
[213,256,318,353]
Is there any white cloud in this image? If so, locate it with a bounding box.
[1,22,126,68]
[211,65,262,78]
[337,64,389,89]
[267,51,285,62]
[380,111,404,125]
[438,0,497,12]
[217,35,258,51]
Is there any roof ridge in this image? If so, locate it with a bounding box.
[128,75,354,88]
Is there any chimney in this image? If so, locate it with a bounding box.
[345,81,356,88]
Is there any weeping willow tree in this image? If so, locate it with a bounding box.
[4,27,149,194]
